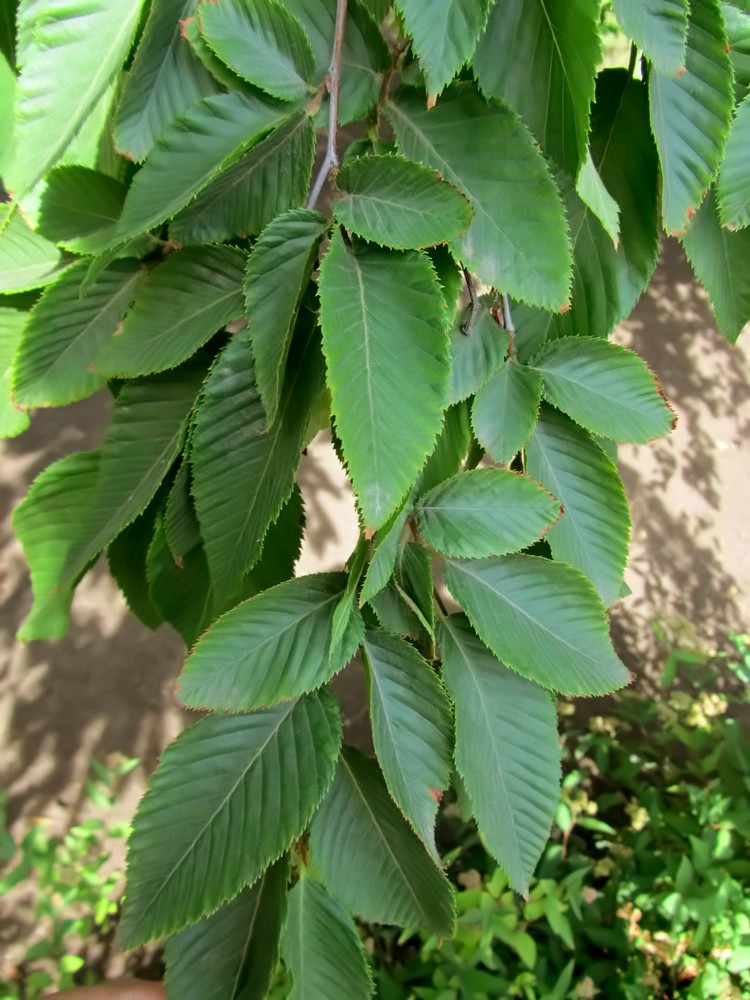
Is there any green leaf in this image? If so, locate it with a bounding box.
[165,858,288,1000]
[111,91,287,246]
[575,149,620,245]
[396,0,492,96]
[473,0,601,176]
[389,84,572,311]
[319,230,450,529]
[333,154,472,250]
[286,0,389,124]
[717,93,750,229]
[309,747,455,935]
[178,573,363,711]
[724,1,750,97]
[416,469,560,559]
[108,506,165,632]
[649,0,734,235]
[13,451,100,640]
[530,337,675,443]
[170,113,316,245]
[198,0,315,102]
[119,689,342,948]
[62,363,205,586]
[9,0,145,195]
[359,500,411,606]
[13,260,144,407]
[0,2,14,67]
[439,614,560,895]
[36,167,127,255]
[282,877,373,1000]
[0,308,30,439]
[612,0,688,74]
[0,51,15,179]
[443,555,630,694]
[526,408,631,606]
[114,0,219,162]
[363,630,452,859]
[0,205,66,293]
[472,360,542,463]
[417,400,472,495]
[329,536,369,666]
[244,208,328,424]
[682,186,750,342]
[449,305,508,404]
[190,325,323,608]
[146,520,214,647]
[164,462,201,562]
[96,247,246,379]
[395,541,435,637]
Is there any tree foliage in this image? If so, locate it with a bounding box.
[2,0,748,995]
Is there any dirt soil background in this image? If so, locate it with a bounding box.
[1,239,748,965]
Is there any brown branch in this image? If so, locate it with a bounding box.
[306,0,348,210]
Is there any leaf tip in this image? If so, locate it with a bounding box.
[426,93,438,110]
[675,65,688,78]
[558,301,571,315]
[179,16,193,39]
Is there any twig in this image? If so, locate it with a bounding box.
[460,267,479,335]
[502,293,517,360]
[306,0,348,210]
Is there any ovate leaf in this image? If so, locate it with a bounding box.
[389,84,572,310]
[164,858,288,1000]
[111,91,287,246]
[649,0,734,235]
[9,0,145,195]
[396,0,492,96]
[13,260,145,407]
[62,363,205,585]
[310,748,455,935]
[96,247,246,378]
[170,113,316,245]
[449,305,508,404]
[530,337,675,443]
[576,150,620,245]
[191,325,323,608]
[717,92,750,229]
[612,0,688,75]
[244,209,328,424]
[163,462,201,562]
[472,360,542,463]
[37,167,127,255]
[526,408,631,605]
[363,630,452,859]
[198,0,315,102]
[0,205,65,293]
[318,230,449,529]
[416,469,560,559]
[114,0,219,162]
[178,573,363,711]
[282,878,373,1000]
[333,154,472,250]
[0,308,30,439]
[439,614,560,895]
[444,555,630,694]
[359,500,412,606]
[119,689,342,947]
[108,505,164,632]
[13,451,100,640]
[682,186,750,342]
[146,521,214,647]
[474,0,601,176]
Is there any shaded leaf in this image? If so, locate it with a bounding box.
[526,408,631,605]
[717,92,750,229]
[397,0,492,96]
[244,208,328,424]
[443,555,630,694]
[417,401,472,495]
[165,858,288,1000]
[282,877,373,1000]
[389,84,572,310]
[319,230,449,529]
[309,748,455,935]
[329,536,369,666]
[13,260,144,407]
[416,469,560,559]
[472,360,542,463]
[359,500,412,606]
[147,517,214,646]
[164,462,201,562]
[363,629,452,859]
[119,689,342,947]
[474,0,601,176]
[0,307,30,439]
[439,614,560,894]
[530,337,675,443]
[449,305,508,404]
[170,113,316,245]
[333,154,472,250]
[115,0,219,162]
[575,149,620,245]
[178,573,363,711]
[612,0,688,75]
[649,0,734,235]
[198,0,315,102]
[96,247,246,378]
[108,505,164,632]
[37,167,127,255]
[0,205,66,293]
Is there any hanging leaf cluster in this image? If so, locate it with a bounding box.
[2,0,747,995]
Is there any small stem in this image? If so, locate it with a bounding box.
[460,268,480,335]
[306,0,348,210]
[433,588,448,618]
[503,294,518,361]
[627,42,638,78]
